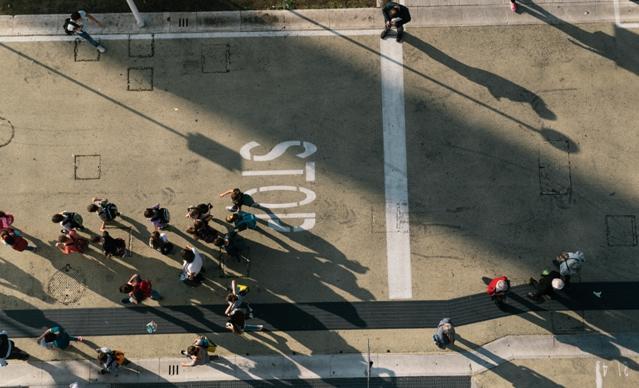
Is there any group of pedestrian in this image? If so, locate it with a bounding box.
[486,250,586,306]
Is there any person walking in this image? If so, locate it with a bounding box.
[0,330,29,367]
[510,0,518,13]
[553,251,585,283]
[52,211,84,234]
[226,211,257,234]
[37,326,83,350]
[380,1,412,42]
[433,318,456,349]
[527,270,564,302]
[487,275,510,305]
[186,220,220,244]
[219,188,257,213]
[98,226,127,258]
[55,230,89,254]
[149,231,174,255]
[63,10,106,53]
[180,245,204,286]
[96,347,128,375]
[144,204,171,230]
[1,228,37,252]
[119,273,162,304]
[87,197,119,230]
[185,203,213,222]
[0,211,15,230]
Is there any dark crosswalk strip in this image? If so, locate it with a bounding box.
[1,282,634,338]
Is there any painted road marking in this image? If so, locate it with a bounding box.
[380,35,412,300]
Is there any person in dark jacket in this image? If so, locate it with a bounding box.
[527,270,564,302]
[380,1,411,42]
[0,330,29,367]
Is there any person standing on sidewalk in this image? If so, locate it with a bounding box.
[180,245,204,286]
[145,204,171,230]
[1,228,37,252]
[380,1,411,43]
[510,0,518,13]
[433,318,456,349]
[219,188,258,213]
[0,330,29,367]
[96,347,128,375]
[55,230,89,254]
[180,336,216,367]
[119,273,162,304]
[487,275,510,305]
[63,10,106,53]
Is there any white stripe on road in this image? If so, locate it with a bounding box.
[380,36,412,300]
[0,29,380,43]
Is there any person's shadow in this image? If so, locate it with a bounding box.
[403,33,556,120]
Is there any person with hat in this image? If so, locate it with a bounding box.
[553,250,585,283]
[486,275,510,305]
[433,318,456,349]
[527,270,564,302]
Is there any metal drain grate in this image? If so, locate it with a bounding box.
[47,264,87,305]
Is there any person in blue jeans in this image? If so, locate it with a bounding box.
[226,211,257,234]
[64,10,106,53]
[433,318,455,349]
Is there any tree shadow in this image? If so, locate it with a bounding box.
[453,336,563,387]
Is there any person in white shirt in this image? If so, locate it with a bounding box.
[64,10,106,53]
[180,245,203,286]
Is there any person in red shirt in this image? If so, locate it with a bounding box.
[487,275,510,305]
[0,228,36,252]
[119,273,161,304]
[55,230,88,254]
[0,211,15,231]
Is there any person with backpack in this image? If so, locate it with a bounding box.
[219,188,257,213]
[0,211,15,231]
[186,220,220,244]
[226,211,257,234]
[185,203,213,222]
[96,347,128,375]
[144,204,171,230]
[55,230,89,254]
[63,10,106,53]
[224,280,251,316]
[527,269,564,302]
[99,226,127,258]
[0,330,29,367]
[180,245,204,286]
[180,336,216,367]
[225,308,263,335]
[380,1,411,42]
[52,211,84,234]
[37,326,83,350]
[87,197,119,229]
[433,318,456,349]
[149,231,174,255]
[119,273,161,304]
[486,275,510,306]
[553,251,585,283]
[1,228,37,252]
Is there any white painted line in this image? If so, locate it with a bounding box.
[0,29,380,43]
[380,36,412,300]
[242,169,304,176]
[613,0,639,28]
[305,161,316,182]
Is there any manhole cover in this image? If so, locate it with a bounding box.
[0,117,15,147]
[47,264,87,305]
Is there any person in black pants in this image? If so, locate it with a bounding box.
[0,330,29,367]
[380,1,411,42]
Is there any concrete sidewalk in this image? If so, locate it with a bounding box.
[3,334,639,386]
[0,0,636,39]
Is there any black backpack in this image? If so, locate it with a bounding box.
[63,18,80,35]
[99,203,118,222]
